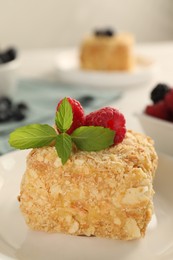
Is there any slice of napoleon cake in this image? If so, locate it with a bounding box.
[9,97,158,240]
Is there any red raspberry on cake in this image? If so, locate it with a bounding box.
[164,89,173,112]
[145,101,170,120]
[85,107,126,145]
[57,97,85,134]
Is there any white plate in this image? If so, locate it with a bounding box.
[55,49,156,89]
[137,113,173,157]
[0,151,173,260]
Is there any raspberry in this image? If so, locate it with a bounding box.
[164,89,173,112]
[145,101,170,120]
[57,97,85,134]
[85,107,126,145]
[150,83,170,103]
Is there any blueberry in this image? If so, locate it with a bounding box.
[0,97,13,123]
[0,54,4,64]
[0,113,7,122]
[94,29,103,37]
[12,108,26,121]
[0,97,28,123]
[104,28,114,37]
[151,83,171,103]
[0,53,10,64]
[0,47,17,64]
[5,48,17,61]
[0,110,12,122]
[17,102,28,111]
[0,97,12,112]
[78,95,94,107]
[94,28,114,37]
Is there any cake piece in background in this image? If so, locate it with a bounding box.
[80,28,135,71]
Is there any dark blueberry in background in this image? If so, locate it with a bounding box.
[0,53,10,64]
[0,97,28,124]
[0,110,12,122]
[0,113,8,122]
[104,29,114,37]
[0,54,4,64]
[0,47,17,64]
[5,48,17,61]
[151,83,171,103]
[0,97,12,111]
[78,95,95,107]
[17,102,28,111]
[94,30,103,36]
[94,28,114,37]
[12,109,26,121]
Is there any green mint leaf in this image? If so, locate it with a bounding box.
[71,126,115,151]
[55,97,73,132]
[9,124,57,149]
[55,133,72,165]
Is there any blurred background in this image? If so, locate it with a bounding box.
[0,0,173,48]
[0,0,173,155]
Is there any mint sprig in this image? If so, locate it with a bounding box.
[9,97,115,165]
[9,124,57,149]
[71,126,114,151]
[55,97,73,133]
[55,133,72,165]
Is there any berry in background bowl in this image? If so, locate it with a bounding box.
[0,47,19,97]
[0,97,28,124]
[137,83,173,156]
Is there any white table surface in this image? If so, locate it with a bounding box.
[18,42,173,133]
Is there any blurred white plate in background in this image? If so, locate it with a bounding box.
[137,113,173,157]
[54,49,156,89]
